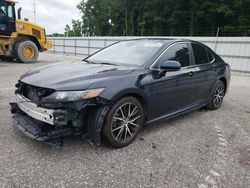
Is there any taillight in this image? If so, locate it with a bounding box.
[225,64,230,76]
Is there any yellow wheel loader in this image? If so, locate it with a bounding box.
[0,0,52,63]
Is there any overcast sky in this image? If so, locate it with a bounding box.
[17,0,81,34]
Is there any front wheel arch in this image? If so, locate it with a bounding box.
[110,91,149,119]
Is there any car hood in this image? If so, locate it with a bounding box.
[20,61,135,90]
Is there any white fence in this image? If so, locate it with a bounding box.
[48,36,250,73]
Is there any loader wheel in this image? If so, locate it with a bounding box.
[14,40,39,63]
[0,56,14,62]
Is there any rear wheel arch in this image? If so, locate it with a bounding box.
[219,77,227,92]
[207,79,225,110]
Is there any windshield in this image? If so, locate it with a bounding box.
[87,40,163,66]
[0,2,14,31]
[0,3,7,19]
[0,2,14,20]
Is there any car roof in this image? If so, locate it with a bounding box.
[121,37,204,45]
[3,0,17,3]
[124,38,212,51]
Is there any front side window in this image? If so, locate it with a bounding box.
[152,43,190,69]
[192,43,209,65]
[87,40,163,67]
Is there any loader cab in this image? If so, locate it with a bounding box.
[0,1,16,36]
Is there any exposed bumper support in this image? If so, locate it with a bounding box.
[10,103,74,145]
[16,94,68,126]
[16,94,55,125]
[10,103,75,142]
[10,101,110,147]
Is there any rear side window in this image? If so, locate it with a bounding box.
[153,43,190,69]
[192,43,209,65]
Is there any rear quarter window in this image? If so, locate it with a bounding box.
[191,43,209,65]
[207,49,215,62]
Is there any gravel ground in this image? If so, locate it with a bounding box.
[0,53,249,188]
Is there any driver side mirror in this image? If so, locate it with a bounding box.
[160,60,181,71]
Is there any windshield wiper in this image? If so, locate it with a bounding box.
[84,59,96,64]
[84,59,118,66]
[98,62,118,66]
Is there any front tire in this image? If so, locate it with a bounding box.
[14,40,39,63]
[207,80,225,110]
[103,97,144,148]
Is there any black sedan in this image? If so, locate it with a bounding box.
[10,39,231,148]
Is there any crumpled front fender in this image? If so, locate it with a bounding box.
[83,105,110,145]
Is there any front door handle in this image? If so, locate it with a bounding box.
[188,72,193,77]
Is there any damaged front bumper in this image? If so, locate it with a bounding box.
[15,94,68,126]
[10,94,109,146]
[10,102,75,142]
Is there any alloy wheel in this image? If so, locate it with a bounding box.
[111,102,142,144]
[213,83,225,107]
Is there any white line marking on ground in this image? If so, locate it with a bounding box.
[235,123,240,127]
[210,169,221,177]
[217,151,226,157]
[232,120,250,144]
[218,137,227,142]
[198,124,228,188]
[215,125,219,129]
[205,176,217,187]
[198,184,208,188]
[218,142,227,146]
[217,133,224,137]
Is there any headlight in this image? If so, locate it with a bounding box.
[43,88,105,102]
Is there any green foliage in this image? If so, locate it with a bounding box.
[64,20,82,37]
[65,0,250,36]
[47,33,65,37]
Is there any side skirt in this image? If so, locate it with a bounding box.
[145,103,206,126]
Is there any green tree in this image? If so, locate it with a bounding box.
[64,20,82,37]
[65,0,250,36]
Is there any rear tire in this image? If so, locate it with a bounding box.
[207,80,225,110]
[103,97,144,148]
[14,40,39,63]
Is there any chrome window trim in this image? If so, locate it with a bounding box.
[149,42,191,70]
[150,41,215,71]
